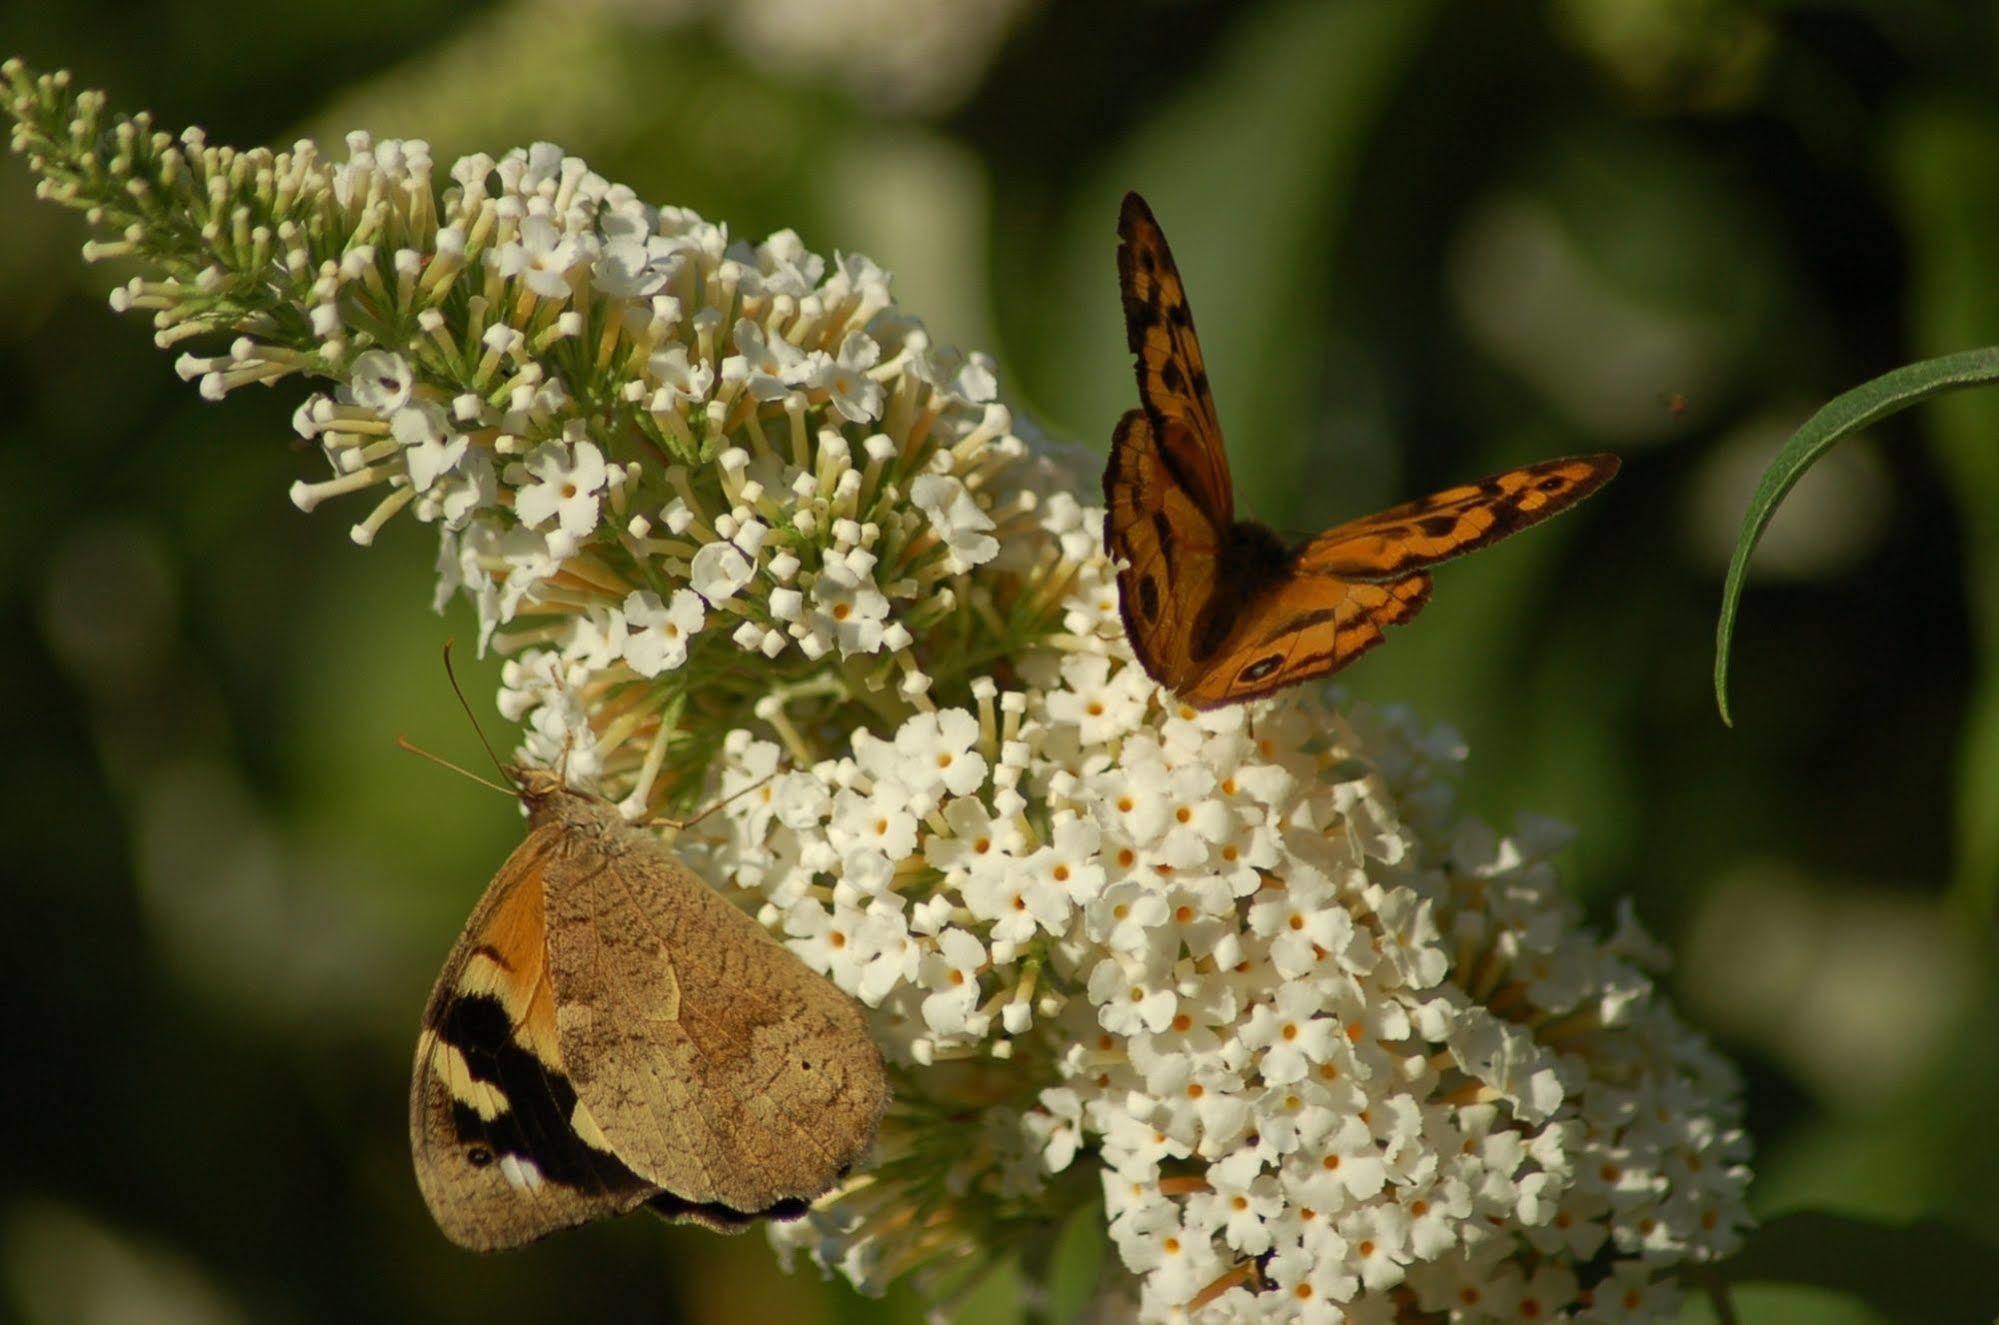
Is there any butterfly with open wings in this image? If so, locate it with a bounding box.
[1103,192,1620,709]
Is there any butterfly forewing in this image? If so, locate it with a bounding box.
[537,790,889,1228]
[410,831,659,1251]
[1116,192,1234,527]
[411,782,890,1249]
[1104,191,1619,708]
[1293,455,1620,581]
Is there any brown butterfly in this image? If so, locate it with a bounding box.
[406,680,887,1250]
[1104,192,1619,708]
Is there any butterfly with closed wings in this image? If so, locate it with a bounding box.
[406,659,888,1251]
[1104,192,1620,709]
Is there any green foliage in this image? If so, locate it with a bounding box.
[1713,346,1999,724]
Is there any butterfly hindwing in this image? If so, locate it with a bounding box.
[1104,193,1618,708]
[1105,408,1227,694]
[410,830,659,1251]
[1180,572,1432,708]
[1293,455,1620,581]
[537,789,889,1232]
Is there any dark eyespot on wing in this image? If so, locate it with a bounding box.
[1239,655,1283,683]
[1417,515,1457,537]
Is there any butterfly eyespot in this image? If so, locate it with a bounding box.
[1417,515,1457,536]
[1239,656,1283,684]
[1160,360,1185,392]
[467,1146,494,1168]
[1537,476,1567,492]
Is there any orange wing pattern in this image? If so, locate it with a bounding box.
[1102,192,1619,709]
[1294,455,1620,581]
[1177,573,1434,708]
[1104,409,1226,695]
[1116,193,1234,527]
[410,832,658,1250]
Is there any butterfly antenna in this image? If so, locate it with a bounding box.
[395,734,516,797]
[440,639,510,783]
[649,767,784,832]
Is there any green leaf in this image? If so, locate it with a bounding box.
[1715,345,1999,725]
[1713,1209,1999,1325]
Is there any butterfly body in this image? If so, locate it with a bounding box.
[1105,192,1618,708]
[411,770,888,1251]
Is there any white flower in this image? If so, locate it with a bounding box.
[391,401,467,493]
[910,473,999,573]
[594,235,665,298]
[647,344,714,409]
[809,553,890,655]
[512,439,609,550]
[349,349,413,413]
[496,214,586,299]
[724,318,808,401]
[623,589,704,676]
[919,927,986,1036]
[691,540,756,603]
[808,331,885,423]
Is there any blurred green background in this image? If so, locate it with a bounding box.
[3,1,1996,1322]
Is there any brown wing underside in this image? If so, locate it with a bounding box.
[540,797,889,1225]
[410,831,658,1252]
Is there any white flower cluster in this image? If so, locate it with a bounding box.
[9,63,1751,1323]
[683,495,1751,1321]
[7,59,1050,818]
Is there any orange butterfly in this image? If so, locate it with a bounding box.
[1103,192,1619,709]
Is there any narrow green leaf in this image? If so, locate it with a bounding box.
[1715,345,1999,724]
[1712,1209,1999,1324]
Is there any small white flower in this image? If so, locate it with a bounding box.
[349,348,413,413]
[647,344,715,409]
[593,235,665,298]
[391,401,467,493]
[690,540,756,603]
[808,331,885,423]
[919,928,986,1036]
[512,439,609,550]
[910,473,999,573]
[496,214,586,299]
[724,318,808,401]
[623,589,704,676]
[809,554,890,655]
